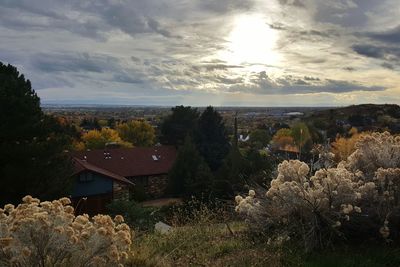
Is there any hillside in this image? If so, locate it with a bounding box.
[310,104,400,120]
[306,104,400,138]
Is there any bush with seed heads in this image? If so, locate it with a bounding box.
[235,132,400,250]
[0,196,132,266]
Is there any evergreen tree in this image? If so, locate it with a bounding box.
[196,106,230,171]
[245,148,275,186]
[249,129,271,149]
[214,147,249,197]
[167,137,212,197]
[160,105,199,146]
[213,116,249,197]
[0,62,73,204]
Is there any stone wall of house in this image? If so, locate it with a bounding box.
[113,182,130,201]
[147,175,168,198]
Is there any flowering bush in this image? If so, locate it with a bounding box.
[0,196,132,266]
[235,132,400,250]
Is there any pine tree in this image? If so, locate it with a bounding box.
[160,105,199,146]
[196,106,230,171]
[0,62,73,205]
[167,137,212,197]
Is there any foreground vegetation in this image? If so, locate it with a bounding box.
[2,194,400,267]
[128,223,400,267]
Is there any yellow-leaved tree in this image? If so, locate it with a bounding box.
[80,128,132,150]
[117,120,156,147]
[331,127,367,162]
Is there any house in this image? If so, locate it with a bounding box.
[273,144,300,160]
[71,146,177,214]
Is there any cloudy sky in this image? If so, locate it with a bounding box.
[1,0,400,106]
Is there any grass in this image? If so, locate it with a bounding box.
[121,198,400,266]
[126,221,400,267]
[127,221,281,267]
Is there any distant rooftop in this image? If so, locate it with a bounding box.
[72,146,177,178]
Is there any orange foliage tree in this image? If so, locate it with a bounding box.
[331,128,367,162]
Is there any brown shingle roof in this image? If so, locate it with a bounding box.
[73,158,134,185]
[72,146,177,178]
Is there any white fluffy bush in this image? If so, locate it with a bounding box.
[0,196,132,266]
[236,132,400,250]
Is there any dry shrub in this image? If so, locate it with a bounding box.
[235,132,400,251]
[0,196,132,266]
[168,197,231,227]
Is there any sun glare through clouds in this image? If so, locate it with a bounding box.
[219,14,281,67]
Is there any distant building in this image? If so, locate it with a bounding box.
[71,146,177,214]
[238,134,250,142]
[273,144,300,160]
[284,112,304,117]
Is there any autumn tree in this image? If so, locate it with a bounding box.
[117,120,156,147]
[331,128,366,162]
[0,62,73,204]
[272,128,295,149]
[81,128,132,150]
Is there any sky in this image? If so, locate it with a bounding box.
[1,0,400,106]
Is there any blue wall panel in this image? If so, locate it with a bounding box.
[72,171,113,197]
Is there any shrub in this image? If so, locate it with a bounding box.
[168,197,230,227]
[235,132,400,251]
[0,195,132,266]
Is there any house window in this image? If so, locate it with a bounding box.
[79,172,94,182]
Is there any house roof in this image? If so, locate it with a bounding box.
[72,145,177,178]
[276,144,300,153]
[73,158,134,185]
